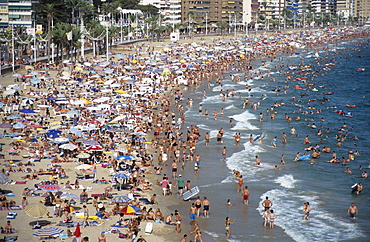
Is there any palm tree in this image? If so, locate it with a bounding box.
[216,22,230,35]
[281,7,292,29]
[65,0,86,24]
[188,10,196,36]
[41,3,56,62]
[51,22,72,62]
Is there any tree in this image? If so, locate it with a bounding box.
[51,22,72,62]
[216,22,229,35]
[135,4,159,16]
[41,3,57,62]
[64,0,87,24]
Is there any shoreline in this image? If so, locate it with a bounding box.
[0,27,369,242]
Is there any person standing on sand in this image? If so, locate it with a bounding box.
[176,174,185,197]
[172,161,178,179]
[189,203,197,226]
[194,196,202,217]
[203,196,210,217]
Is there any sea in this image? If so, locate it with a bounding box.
[168,33,370,242]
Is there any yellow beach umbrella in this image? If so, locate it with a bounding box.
[80,99,89,104]
[49,121,61,130]
[114,90,126,94]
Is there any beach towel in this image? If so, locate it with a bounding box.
[14,181,26,185]
[10,207,22,210]
[139,198,153,204]
[4,236,18,241]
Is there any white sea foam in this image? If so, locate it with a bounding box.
[274,174,297,189]
[229,110,258,131]
[257,189,364,242]
[225,142,274,180]
[200,94,223,104]
[225,104,238,110]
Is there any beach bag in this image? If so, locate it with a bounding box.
[118,233,127,238]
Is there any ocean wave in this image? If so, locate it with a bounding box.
[257,189,364,242]
[274,174,297,189]
[229,110,259,131]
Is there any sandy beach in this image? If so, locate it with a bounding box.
[0,27,369,242]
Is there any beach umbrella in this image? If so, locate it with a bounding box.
[113,173,131,179]
[49,121,61,130]
[25,204,48,218]
[31,71,39,76]
[39,184,62,192]
[116,155,134,160]
[46,129,61,138]
[66,110,80,118]
[21,98,35,105]
[46,96,56,101]
[75,164,93,170]
[112,195,131,203]
[33,227,64,237]
[0,173,9,184]
[59,143,78,150]
[85,145,103,152]
[77,153,90,159]
[30,138,41,143]
[12,73,22,77]
[60,193,79,200]
[0,123,12,129]
[83,140,99,146]
[73,222,81,238]
[31,78,41,84]
[52,137,69,143]
[6,114,22,120]
[119,205,140,215]
[13,123,26,129]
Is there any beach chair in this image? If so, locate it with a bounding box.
[144,222,153,235]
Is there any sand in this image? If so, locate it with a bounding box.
[0,34,241,242]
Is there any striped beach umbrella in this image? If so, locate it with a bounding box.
[112,195,131,203]
[39,184,62,192]
[33,227,64,237]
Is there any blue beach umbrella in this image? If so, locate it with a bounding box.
[46,129,61,139]
[6,114,22,120]
[116,155,134,160]
[46,96,56,101]
[113,173,131,179]
[33,227,64,237]
[19,108,36,114]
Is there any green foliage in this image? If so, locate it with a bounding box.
[135,4,159,16]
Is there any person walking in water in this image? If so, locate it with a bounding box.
[225,217,236,239]
[303,202,310,220]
